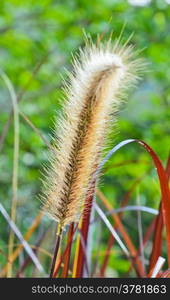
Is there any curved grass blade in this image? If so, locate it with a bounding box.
[72,185,95,278]
[73,139,170,277]
[148,156,170,274]
[99,139,170,266]
[96,205,158,218]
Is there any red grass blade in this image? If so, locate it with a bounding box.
[73,191,95,278]
[101,139,170,267]
[97,189,145,277]
[148,204,163,274]
[148,156,170,274]
[136,142,170,267]
[73,139,170,277]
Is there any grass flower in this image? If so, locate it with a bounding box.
[42,39,142,230]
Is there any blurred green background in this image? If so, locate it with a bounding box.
[0,0,170,277]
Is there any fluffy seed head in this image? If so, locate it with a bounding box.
[42,39,142,228]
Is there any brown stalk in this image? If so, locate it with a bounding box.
[16,225,51,277]
[72,190,95,278]
[53,224,78,277]
[61,223,74,277]
[50,224,62,278]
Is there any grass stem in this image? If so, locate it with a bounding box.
[50,224,62,278]
[61,223,74,278]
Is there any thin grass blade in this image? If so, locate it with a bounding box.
[0,203,45,275]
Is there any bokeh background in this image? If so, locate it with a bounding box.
[0,0,170,277]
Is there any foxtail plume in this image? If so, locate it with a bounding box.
[42,39,142,228]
